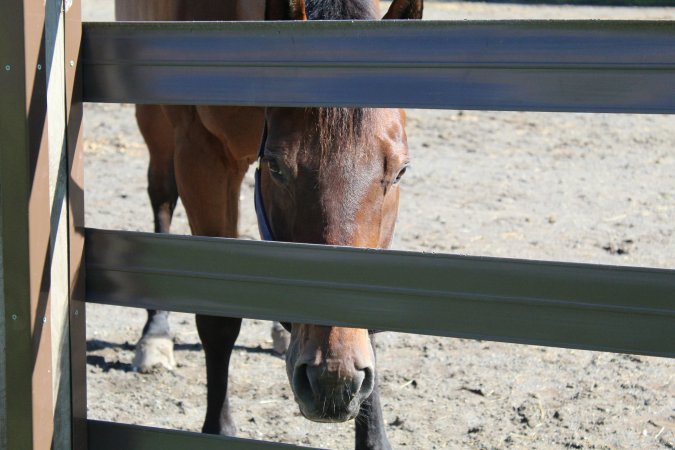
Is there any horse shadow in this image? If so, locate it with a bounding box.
[86,339,282,373]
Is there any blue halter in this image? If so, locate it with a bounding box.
[254,123,275,241]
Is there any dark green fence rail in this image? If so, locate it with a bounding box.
[85,228,675,358]
[82,20,675,112]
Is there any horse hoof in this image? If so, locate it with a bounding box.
[133,335,176,373]
[271,323,290,354]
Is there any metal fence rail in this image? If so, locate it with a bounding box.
[85,228,675,358]
[82,20,675,112]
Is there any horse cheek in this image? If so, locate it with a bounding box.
[380,186,400,248]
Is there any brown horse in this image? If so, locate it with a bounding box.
[115,0,422,448]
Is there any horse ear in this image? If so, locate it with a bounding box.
[382,0,423,20]
[266,0,307,20]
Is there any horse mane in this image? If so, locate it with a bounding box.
[304,0,378,167]
[304,0,378,20]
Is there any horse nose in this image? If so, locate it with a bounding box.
[292,363,375,420]
[304,365,375,401]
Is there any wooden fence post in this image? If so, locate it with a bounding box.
[0,0,83,449]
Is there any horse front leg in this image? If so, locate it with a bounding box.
[354,334,391,450]
[197,315,242,435]
[355,387,390,450]
[168,104,250,434]
[133,104,179,372]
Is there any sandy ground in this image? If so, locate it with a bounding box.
[83,2,675,449]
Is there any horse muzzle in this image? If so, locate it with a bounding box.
[286,325,375,422]
[291,362,375,422]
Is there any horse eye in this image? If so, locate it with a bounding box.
[393,166,408,184]
[264,157,284,180]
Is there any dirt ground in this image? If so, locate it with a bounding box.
[82,2,675,449]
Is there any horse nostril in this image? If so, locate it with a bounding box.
[305,365,323,399]
[359,367,375,398]
[293,364,319,402]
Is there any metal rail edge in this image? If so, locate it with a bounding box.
[87,420,314,450]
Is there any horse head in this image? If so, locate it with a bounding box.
[262,0,422,423]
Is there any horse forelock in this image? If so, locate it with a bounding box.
[304,107,375,172]
[304,0,379,20]
[299,0,380,170]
